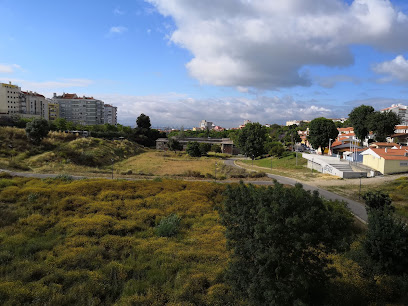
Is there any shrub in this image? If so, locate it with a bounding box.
[155,214,181,237]
[186,142,201,157]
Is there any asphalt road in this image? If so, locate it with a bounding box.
[224,159,368,223]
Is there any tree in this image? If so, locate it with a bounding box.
[220,182,353,305]
[349,105,375,142]
[267,141,285,157]
[186,142,201,157]
[308,117,338,153]
[211,144,222,153]
[136,113,151,130]
[25,119,49,143]
[167,138,182,153]
[199,143,211,156]
[236,122,267,159]
[367,111,400,142]
[363,191,408,275]
[53,118,68,131]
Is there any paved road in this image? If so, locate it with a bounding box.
[225,159,368,223]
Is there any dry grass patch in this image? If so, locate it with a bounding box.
[116,151,217,176]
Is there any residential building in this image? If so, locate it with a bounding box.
[380,104,408,125]
[361,147,408,174]
[52,93,105,126]
[0,82,21,115]
[42,99,59,121]
[21,91,46,117]
[199,120,214,130]
[104,104,117,125]
[286,120,310,126]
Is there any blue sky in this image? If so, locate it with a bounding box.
[1,0,408,127]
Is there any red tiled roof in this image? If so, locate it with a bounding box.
[338,127,354,132]
[370,142,399,147]
[370,148,408,160]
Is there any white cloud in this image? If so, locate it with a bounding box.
[146,0,408,90]
[108,26,128,35]
[372,55,408,82]
[96,92,338,127]
[0,64,22,74]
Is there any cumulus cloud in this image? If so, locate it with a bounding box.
[146,0,408,90]
[113,8,125,15]
[108,26,128,35]
[0,64,22,74]
[96,92,339,127]
[372,55,408,82]
[344,97,407,110]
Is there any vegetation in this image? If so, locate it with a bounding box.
[349,105,400,142]
[235,122,267,159]
[363,191,408,275]
[221,182,354,305]
[167,138,182,153]
[25,119,50,144]
[349,105,375,141]
[186,142,201,157]
[308,117,338,153]
[0,176,407,304]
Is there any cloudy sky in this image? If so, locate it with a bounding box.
[1,0,408,127]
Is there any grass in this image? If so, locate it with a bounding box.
[237,154,339,182]
[324,176,408,219]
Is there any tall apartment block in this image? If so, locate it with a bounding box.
[381,104,408,125]
[104,104,117,125]
[52,93,105,126]
[0,82,21,115]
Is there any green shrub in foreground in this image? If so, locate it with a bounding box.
[155,214,181,237]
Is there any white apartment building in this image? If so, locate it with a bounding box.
[0,82,21,115]
[53,93,105,126]
[381,104,408,125]
[20,91,46,117]
[104,104,117,125]
[200,120,214,130]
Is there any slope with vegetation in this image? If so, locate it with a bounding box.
[0,175,407,304]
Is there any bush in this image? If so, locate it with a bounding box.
[155,214,181,237]
[186,142,201,157]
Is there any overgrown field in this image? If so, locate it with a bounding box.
[0,175,407,305]
[0,176,230,305]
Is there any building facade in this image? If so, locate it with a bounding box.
[381,104,408,125]
[104,104,117,125]
[53,93,105,126]
[0,82,21,115]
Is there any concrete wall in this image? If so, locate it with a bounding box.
[384,159,408,174]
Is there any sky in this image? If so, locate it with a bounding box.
[1,0,408,128]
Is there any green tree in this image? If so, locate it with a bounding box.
[363,191,408,275]
[308,117,338,153]
[186,142,201,157]
[267,141,285,157]
[167,138,182,153]
[236,122,267,159]
[199,143,211,156]
[211,144,222,153]
[25,119,49,143]
[220,182,353,305]
[54,118,68,131]
[136,113,151,130]
[349,105,375,141]
[368,111,400,142]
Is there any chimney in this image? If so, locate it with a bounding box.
[385,148,388,153]
[53,93,56,98]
